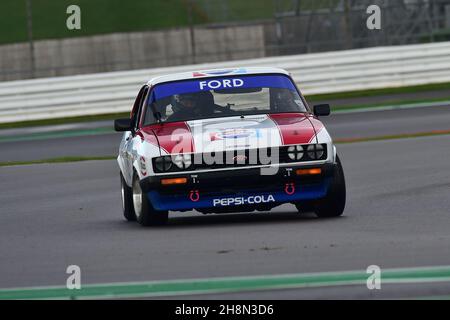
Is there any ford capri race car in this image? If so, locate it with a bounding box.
[115,67,346,226]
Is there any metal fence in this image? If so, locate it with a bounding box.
[265,0,450,54]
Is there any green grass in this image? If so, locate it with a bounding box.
[0,156,115,167]
[177,0,339,24]
[0,0,208,44]
[0,0,341,44]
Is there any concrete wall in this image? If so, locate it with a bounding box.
[0,24,265,81]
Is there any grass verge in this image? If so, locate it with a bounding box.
[330,97,450,112]
[0,156,115,167]
[0,0,207,44]
[0,0,321,44]
[305,82,450,102]
[0,113,128,130]
[334,129,450,144]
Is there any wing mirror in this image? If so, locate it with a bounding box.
[114,118,133,132]
[313,104,331,117]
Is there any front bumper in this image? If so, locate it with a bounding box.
[140,163,336,211]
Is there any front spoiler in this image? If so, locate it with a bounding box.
[140,163,336,211]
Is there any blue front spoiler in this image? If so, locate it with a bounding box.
[148,178,331,211]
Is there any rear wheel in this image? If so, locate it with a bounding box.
[120,172,136,221]
[132,173,168,226]
[314,155,346,218]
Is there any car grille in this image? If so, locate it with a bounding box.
[152,144,327,173]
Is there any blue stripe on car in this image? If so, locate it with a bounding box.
[153,75,297,100]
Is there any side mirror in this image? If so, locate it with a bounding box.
[313,104,331,117]
[114,118,133,132]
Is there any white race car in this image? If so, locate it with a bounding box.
[115,67,346,226]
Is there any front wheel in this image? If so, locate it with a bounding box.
[293,200,315,213]
[314,155,346,218]
[120,172,136,221]
[132,173,168,226]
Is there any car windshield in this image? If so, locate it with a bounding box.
[143,74,308,125]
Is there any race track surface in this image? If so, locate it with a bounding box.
[1,134,450,298]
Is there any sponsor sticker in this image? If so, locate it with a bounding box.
[209,128,260,141]
[139,156,147,176]
[213,195,275,207]
[153,75,296,100]
[199,78,244,90]
[193,68,247,77]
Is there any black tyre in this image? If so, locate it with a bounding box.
[314,155,346,218]
[120,172,136,221]
[293,200,315,213]
[132,173,168,226]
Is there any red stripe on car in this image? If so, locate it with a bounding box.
[143,122,194,154]
[268,113,316,145]
[307,117,325,143]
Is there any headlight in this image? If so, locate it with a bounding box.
[154,156,172,172]
[172,154,192,169]
[307,144,325,160]
[287,145,304,160]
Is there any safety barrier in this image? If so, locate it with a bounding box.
[1,41,450,123]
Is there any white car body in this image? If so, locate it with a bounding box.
[115,67,344,225]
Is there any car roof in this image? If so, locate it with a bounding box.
[146,67,290,86]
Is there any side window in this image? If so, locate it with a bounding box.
[143,90,175,126]
[143,90,157,125]
[131,86,145,119]
[136,87,150,128]
[132,86,148,130]
[148,96,175,124]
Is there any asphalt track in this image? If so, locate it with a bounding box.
[1,104,450,162]
[1,134,450,298]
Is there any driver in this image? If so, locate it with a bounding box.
[167,93,203,122]
[167,91,232,121]
[272,88,304,112]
